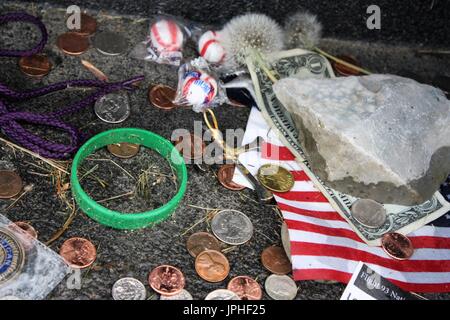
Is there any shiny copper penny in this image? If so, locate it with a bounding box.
[14,221,38,239]
[59,237,97,269]
[107,143,140,159]
[18,54,52,78]
[217,164,246,191]
[148,265,185,296]
[174,133,205,161]
[149,85,177,110]
[227,276,262,300]
[195,249,230,282]
[261,246,292,275]
[332,55,362,76]
[74,13,97,37]
[186,232,221,257]
[381,232,414,260]
[0,170,23,199]
[57,32,89,56]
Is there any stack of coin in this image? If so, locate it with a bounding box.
[57,13,97,56]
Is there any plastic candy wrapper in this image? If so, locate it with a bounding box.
[196,29,226,66]
[0,214,70,300]
[174,57,227,112]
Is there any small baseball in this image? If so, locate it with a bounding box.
[198,30,226,64]
[182,72,217,106]
[150,19,184,52]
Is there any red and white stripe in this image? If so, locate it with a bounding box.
[150,19,183,52]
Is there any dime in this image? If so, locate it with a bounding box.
[217,164,246,191]
[257,164,294,193]
[205,289,240,300]
[227,276,262,300]
[174,133,205,161]
[381,232,414,260]
[56,32,89,56]
[148,265,185,296]
[13,221,38,239]
[93,31,128,56]
[160,289,193,300]
[261,246,292,275]
[59,237,97,269]
[112,277,146,300]
[265,274,297,300]
[107,143,140,159]
[351,198,387,228]
[149,85,177,110]
[211,209,253,245]
[186,232,221,258]
[281,223,291,262]
[74,13,97,37]
[195,249,230,282]
[0,170,23,199]
[332,55,362,77]
[18,54,52,78]
[94,92,130,123]
[0,228,25,285]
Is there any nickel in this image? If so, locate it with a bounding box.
[195,249,230,282]
[148,265,185,296]
[217,164,246,191]
[112,277,146,300]
[351,198,387,228]
[227,276,262,300]
[94,92,130,123]
[59,237,97,269]
[381,232,414,260]
[265,274,297,300]
[257,164,294,193]
[261,246,292,275]
[107,143,140,159]
[186,232,221,258]
[0,170,23,199]
[211,209,253,245]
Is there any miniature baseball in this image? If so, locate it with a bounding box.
[150,19,184,52]
[198,30,226,64]
[182,72,218,106]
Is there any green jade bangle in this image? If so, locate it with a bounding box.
[71,128,188,229]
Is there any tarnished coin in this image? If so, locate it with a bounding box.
[186,232,221,258]
[332,55,362,77]
[74,13,97,37]
[13,221,38,239]
[148,265,185,296]
[94,92,130,123]
[112,277,146,300]
[149,85,177,110]
[265,274,297,300]
[217,164,246,191]
[107,143,140,159]
[205,289,240,300]
[261,246,292,275]
[211,209,253,245]
[56,32,89,56]
[281,223,291,262]
[381,232,414,260]
[18,54,52,78]
[0,228,25,285]
[174,133,205,161]
[59,237,97,269]
[93,31,128,56]
[257,164,294,193]
[351,198,387,228]
[0,170,23,199]
[227,276,262,300]
[195,250,230,282]
[160,289,193,300]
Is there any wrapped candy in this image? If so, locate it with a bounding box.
[198,30,226,65]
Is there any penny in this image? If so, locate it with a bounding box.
[227,276,262,300]
[381,232,414,260]
[56,32,89,56]
[107,143,140,159]
[261,246,292,275]
[174,133,205,161]
[112,277,146,300]
[93,31,128,56]
[265,274,297,300]
[74,13,97,37]
[18,54,52,78]
[217,164,246,191]
[186,232,221,258]
[149,85,177,110]
[351,198,387,228]
[59,237,97,269]
[257,164,294,193]
[13,221,38,239]
[195,249,230,283]
[0,228,25,285]
[148,265,185,296]
[160,289,193,300]
[332,55,362,77]
[0,170,23,199]
[211,209,253,245]
[281,223,291,262]
[205,289,241,300]
[94,92,130,123]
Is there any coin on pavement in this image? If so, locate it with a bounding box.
[211,209,253,245]
[13,221,38,239]
[205,289,240,300]
[195,249,230,282]
[57,32,89,56]
[148,265,185,296]
[265,274,297,300]
[381,232,414,260]
[94,92,130,123]
[217,164,246,191]
[149,85,177,110]
[107,143,140,159]
[186,232,221,258]
[257,164,294,193]
[351,198,387,228]
[59,237,97,269]
[261,246,292,275]
[160,289,193,300]
[112,277,146,300]
[227,276,262,300]
[19,54,52,78]
[74,13,97,37]
[0,171,23,199]
[93,31,128,56]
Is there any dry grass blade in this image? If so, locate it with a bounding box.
[45,199,78,246]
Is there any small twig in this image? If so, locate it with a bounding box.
[45,200,78,246]
[187,204,223,211]
[222,246,237,254]
[79,164,99,181]
[97,191,134,203]
[86,158,136,180]
[5,184,34,211]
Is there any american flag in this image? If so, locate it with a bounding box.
[234,108,450,293]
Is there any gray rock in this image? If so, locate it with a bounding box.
[273,74,450,205]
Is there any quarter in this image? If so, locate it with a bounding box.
[211,209,253,245]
